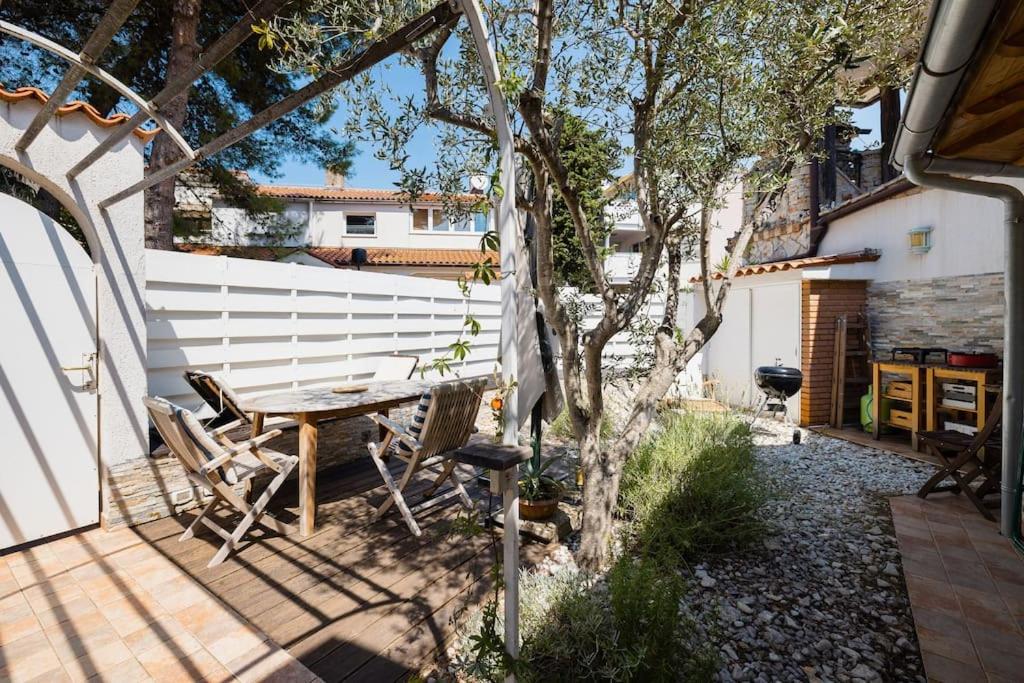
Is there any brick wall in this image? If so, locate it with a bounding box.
[867,273,1004,356]
[800,280,868,427]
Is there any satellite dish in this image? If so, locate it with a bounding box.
[469,175,488,192]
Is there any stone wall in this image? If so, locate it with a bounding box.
[866,273,1005,356]
[103,392,499,529]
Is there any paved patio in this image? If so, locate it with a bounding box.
[0,526,316,682]
[890,493,1024,682]
[1,450,543,682]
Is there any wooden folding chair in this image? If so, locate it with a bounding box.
[917,391,1003,520]
[143,396,298,568]
[367,378,486,536]
[183,370,251,429]
[372,354,419,381]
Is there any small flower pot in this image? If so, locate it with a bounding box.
[519,496,561,521]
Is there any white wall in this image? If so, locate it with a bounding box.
[818,183,1010,282]
[146,250,502,413]
[210,198,491,250]
[692,270,803,419]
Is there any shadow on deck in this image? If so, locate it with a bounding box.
[132,454,544,682]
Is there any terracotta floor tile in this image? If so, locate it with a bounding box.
[204,622,268,667]
[43,617,120,664]
[905,574,962,615]
[61,638,134,682]
[966,621,1024,656]
[0,630,64,683]
[122,615,200,659]
[173,600,246,644]
[34,595,100,629]
[10,558,69,587]
[226,642,315,683]
[84,656,152,683]
[974,643,1024,680]
[99,594,166,639]
[148,574,213,613]
[137,643,233,683]
[128,557,182,590]
[902,556,950,583]
[920,650,987,683]
[0,590,34,623]
[83,576,147,607]
[955,585,1020,632]
[0,612,43,646]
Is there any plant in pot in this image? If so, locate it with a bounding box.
[519,456,566,521]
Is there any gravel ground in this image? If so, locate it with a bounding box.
[685,419,935,683]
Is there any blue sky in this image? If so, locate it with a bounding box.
[254,69,893,190]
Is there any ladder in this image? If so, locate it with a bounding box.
[830,313,871,428]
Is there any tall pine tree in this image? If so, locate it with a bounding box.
[0,0,355,248]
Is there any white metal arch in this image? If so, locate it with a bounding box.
[3,0,526,668]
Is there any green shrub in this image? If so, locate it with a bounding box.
[619,411,767,560]
[456,558,716,682]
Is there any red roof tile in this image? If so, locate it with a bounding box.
[0,85,159,142]
[689,249,880,282]
[257,185,479,204]
[305,247,499,269]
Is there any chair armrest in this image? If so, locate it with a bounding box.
[208,419,248,437]
[198,429,284,475]
[228,429,282,454]
[370,414,422,451]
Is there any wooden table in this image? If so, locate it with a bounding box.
[238,379,433,536]
[925,366,1001,433]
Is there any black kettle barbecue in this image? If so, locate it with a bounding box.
[752,360,803,443]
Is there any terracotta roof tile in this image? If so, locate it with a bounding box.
[306,246,499,269]
[689,249,880,282]
[176,244,292,261]
[0,85,160,142]
[256,184,478,204]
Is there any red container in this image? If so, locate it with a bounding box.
[947,352,999,368]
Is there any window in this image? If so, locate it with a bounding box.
[345,213,376,236]
[473,212,488,233]
[412,208,429,231]
[431,209,448,231]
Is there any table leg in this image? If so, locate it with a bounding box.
[298,413,318,537]
[378,409,389,442]
[250,412,265,438]
[872,362,881,439]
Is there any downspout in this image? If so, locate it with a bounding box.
[904,155,1024,537]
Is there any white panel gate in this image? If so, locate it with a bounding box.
[0,194,98,549]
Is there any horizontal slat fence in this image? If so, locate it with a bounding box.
[146,250,502,413]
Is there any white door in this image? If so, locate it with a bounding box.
[751,283,801,418]
[709,287,752,406]
[0,193,98,549]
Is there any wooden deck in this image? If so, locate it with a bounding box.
[132,455,541,682]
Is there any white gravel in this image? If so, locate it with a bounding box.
[684,418,934,683]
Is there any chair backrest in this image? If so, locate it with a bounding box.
[970,390,1004,453]
[415,378,487,460]
[143,396,239,486]
[372,355,419,381]
[183,370,249,425]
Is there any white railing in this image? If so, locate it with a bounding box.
[604,252,644,284]
[146,250,501,413]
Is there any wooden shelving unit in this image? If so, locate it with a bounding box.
[871,361,924,450]
[926,366,1001,434]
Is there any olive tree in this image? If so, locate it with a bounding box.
[271,0,923,569]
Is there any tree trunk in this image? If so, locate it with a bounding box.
[576,429,625,570]
[144,0,201,250]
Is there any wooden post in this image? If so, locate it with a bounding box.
[499,466,520,669]
[871,361,881,439]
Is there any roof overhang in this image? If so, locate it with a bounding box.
[892,0,1024,171]
[688,249,880,283]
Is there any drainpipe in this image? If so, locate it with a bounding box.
[904,155,1024,537]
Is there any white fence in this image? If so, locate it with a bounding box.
[146,250,502,412]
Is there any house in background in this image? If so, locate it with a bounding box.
[174,170,497,280]
[687,86,1008,428]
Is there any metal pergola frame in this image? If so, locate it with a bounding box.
[2,0,524,673]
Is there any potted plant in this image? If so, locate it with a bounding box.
[518,456,566,521]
